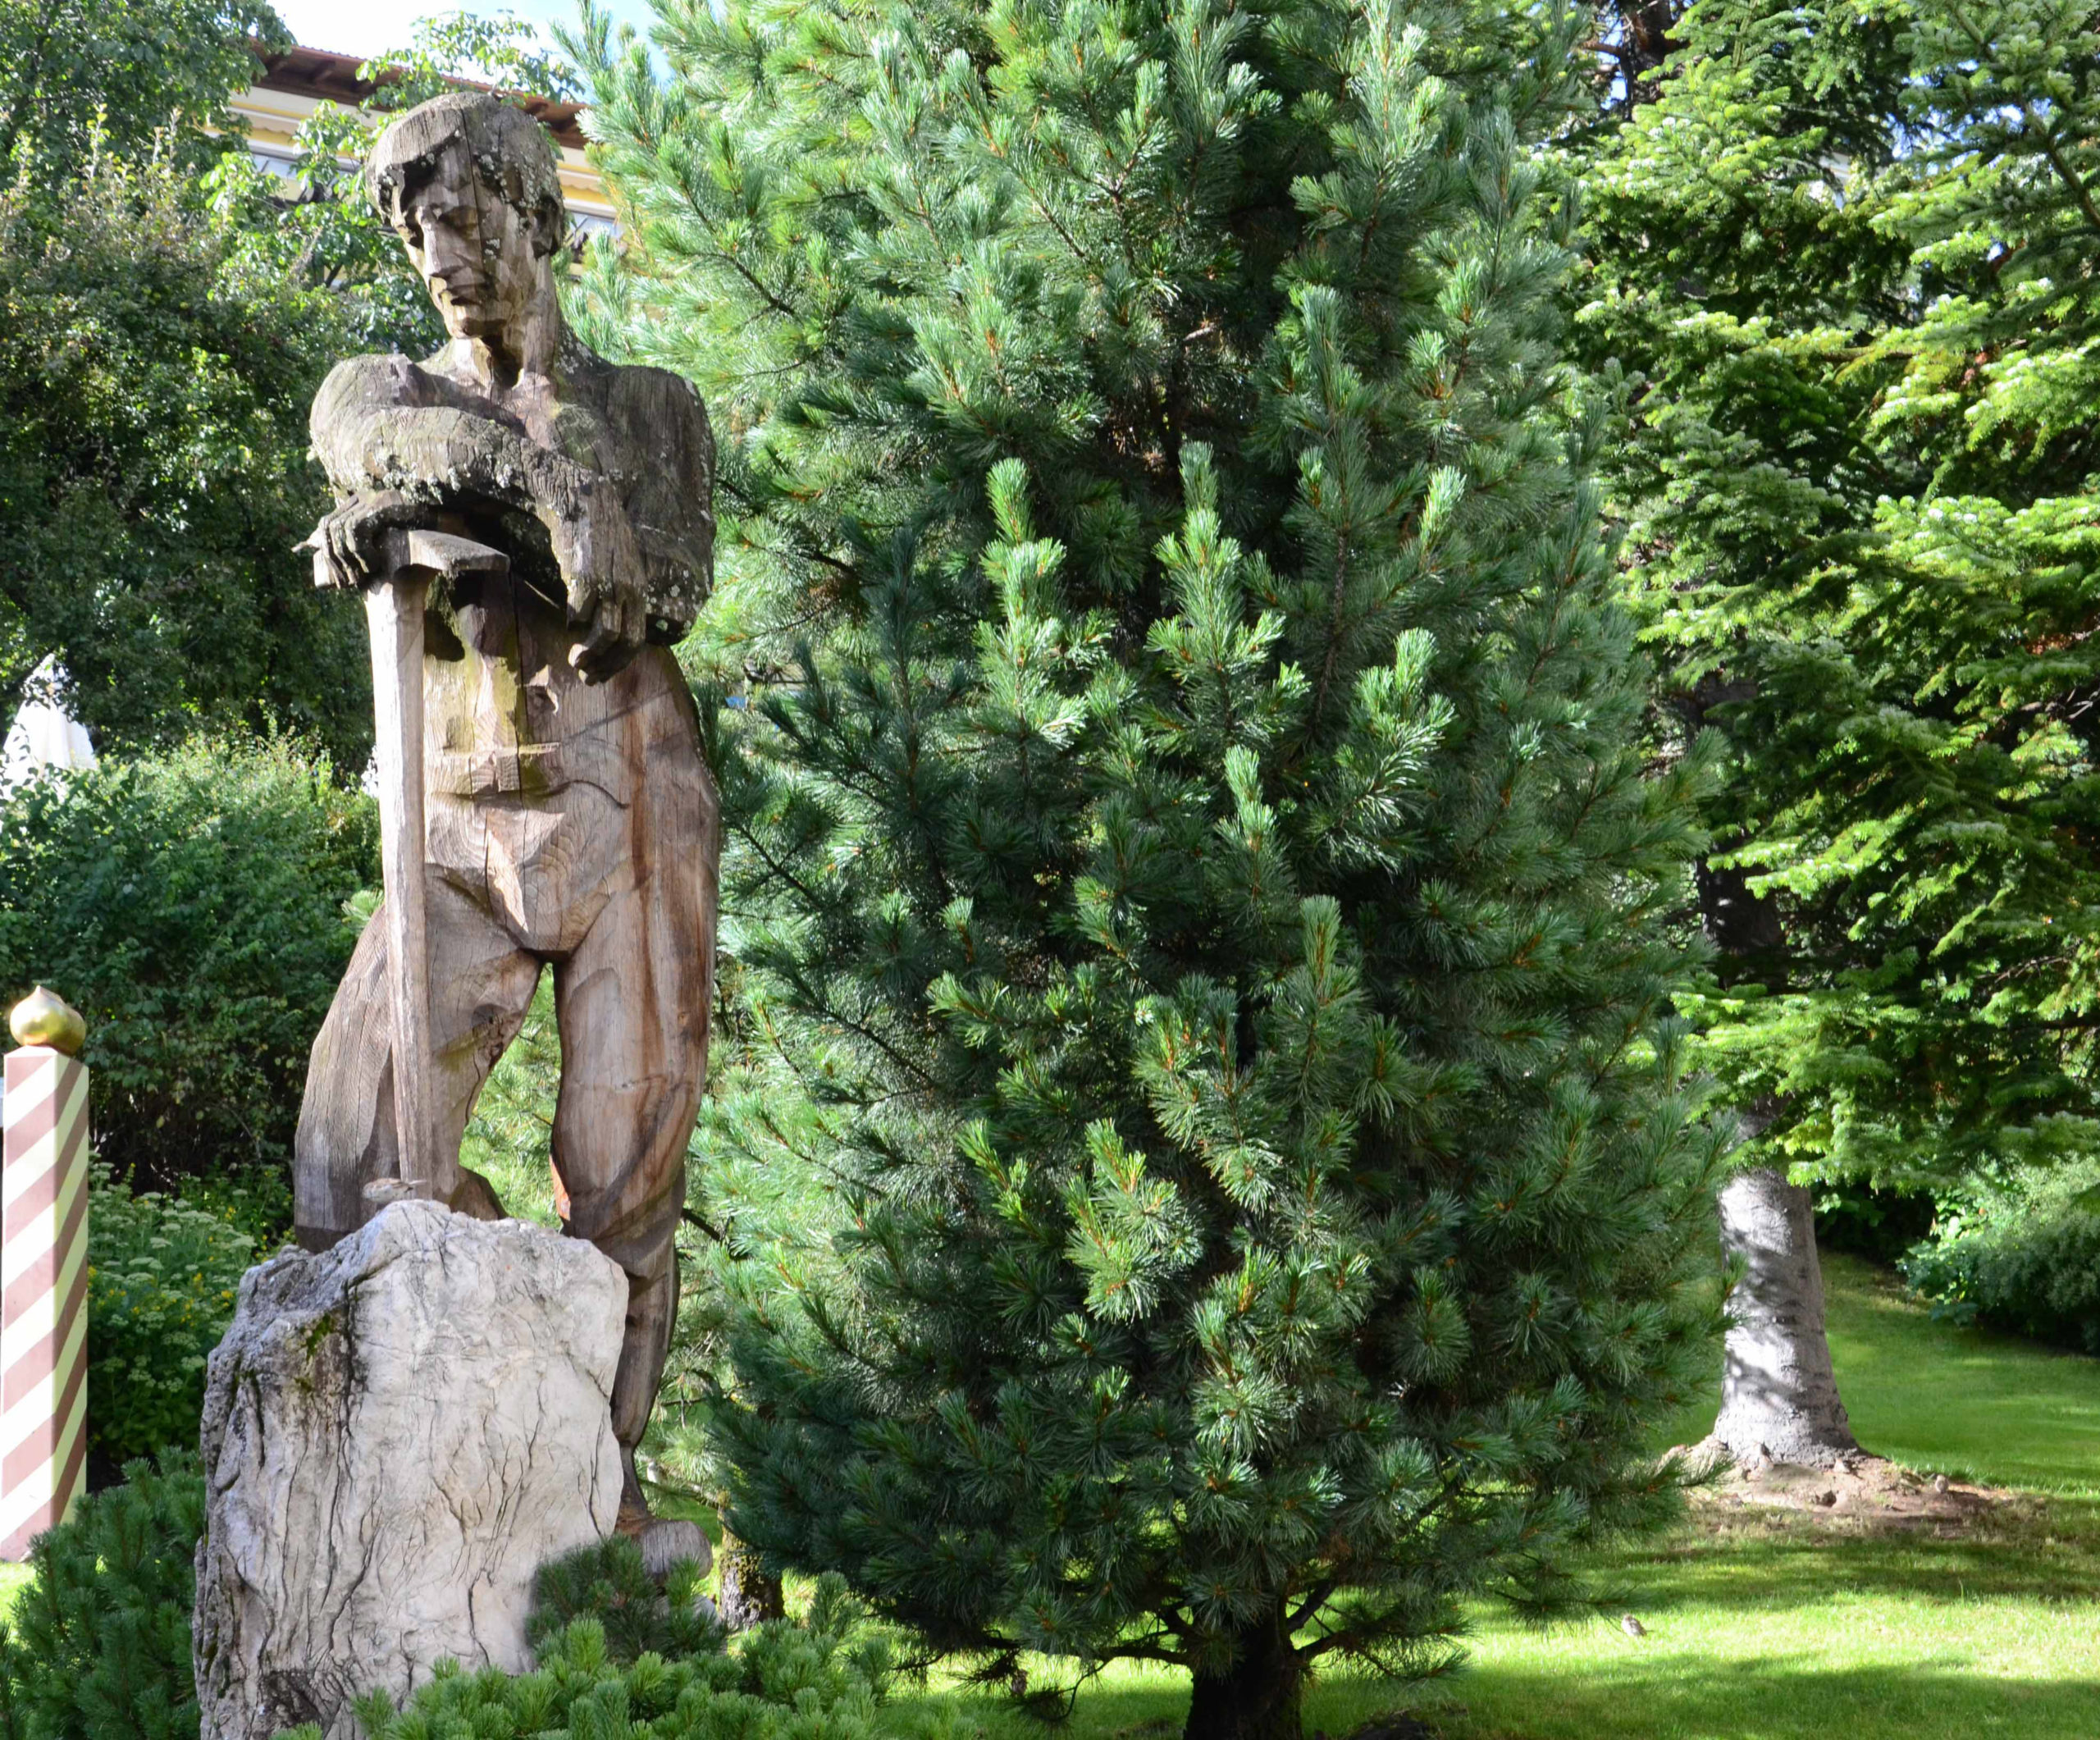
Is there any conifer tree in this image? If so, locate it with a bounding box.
[1570,0,2100,1449]
[571,3,1725,1735]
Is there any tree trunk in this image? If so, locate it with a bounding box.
[1673,689,1860,1472]
[1184,1610,1303,1740]
[716,1530,784,1632]
[1694,859,1785,965]
[1713,1166,1860,1468]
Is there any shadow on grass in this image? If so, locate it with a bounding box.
[1415,1660,2100,1740]
[895,1654,2100,1740]
[1582,1496,2100,1613]
[891,1672,1444,1740]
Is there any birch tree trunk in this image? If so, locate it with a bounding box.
[1712,1166,1860,1467]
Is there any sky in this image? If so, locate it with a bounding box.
[271,0,655,63]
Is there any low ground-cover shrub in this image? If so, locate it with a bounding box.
[292,1567,893,1740]
[527,1537,723,1665]
[0,732,377,1186]
[0,1464,892,1740]
[87,1166,255,1471]
[1901,1162,2100,1352]
[0,1452,204,1740]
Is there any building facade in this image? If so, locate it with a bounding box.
[231,43,619,240]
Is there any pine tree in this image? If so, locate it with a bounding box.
[1568,0,2100,1450]
[0,1453,206,1740]
[570,3,1725,1735]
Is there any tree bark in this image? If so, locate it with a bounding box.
[716,1530,784,1632]
[1676,674,1860,1469]
[1713,1166,1860,1468]
[1184,1609,1303,1740]
[1694,859,1785,966]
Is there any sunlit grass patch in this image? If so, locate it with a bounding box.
[881,1254,2100,1740]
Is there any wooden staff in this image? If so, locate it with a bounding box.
[345,527,509,1205]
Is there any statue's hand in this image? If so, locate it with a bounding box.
[554,482,648,683]
[305,494,426,590]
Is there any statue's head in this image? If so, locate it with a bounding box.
[367,94,568,347]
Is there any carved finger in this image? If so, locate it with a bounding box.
[350,517,386,577]
[324,516,368,587]
[573,605,624,682]
[564,569,602,628]
[601,596,646,679]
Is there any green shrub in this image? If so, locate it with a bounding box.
[288,1570,892,1740]
[527,1537,721,1665]
[172,1165,295,1251]
[86,1166,256,1470]
[0,1452,205,1740]
[0,1474,889,1740]
[1901,1162,2100,1352]
[0,733,377,1187]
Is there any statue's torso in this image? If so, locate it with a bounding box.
[421,570,705,955]
[319,345,714,952]
[349,342,714,645]
[424,566,676,805]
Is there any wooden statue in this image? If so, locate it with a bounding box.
[295,92,717,1534]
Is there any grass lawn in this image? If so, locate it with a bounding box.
[1815,1254,2100,1492]
[893,1254,2100,1740]
[6,1249,2088,1737]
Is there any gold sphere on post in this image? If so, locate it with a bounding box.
[8,985,86,1056]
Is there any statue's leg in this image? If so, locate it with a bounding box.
[294,876,541,1250]
[550,750,718,1515]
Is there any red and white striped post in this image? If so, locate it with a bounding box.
[1,986,89,1560]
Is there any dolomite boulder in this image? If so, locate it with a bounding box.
[194,1201,628,1740]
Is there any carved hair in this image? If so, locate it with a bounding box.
[366,93,567,252]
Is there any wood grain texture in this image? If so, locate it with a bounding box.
[363,573,444,1202]
[291,94,719,1502]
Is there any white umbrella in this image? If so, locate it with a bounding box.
[0,657,96,797]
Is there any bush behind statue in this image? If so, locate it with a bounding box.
[0,732,378,1186]
[85,1165,258,1473]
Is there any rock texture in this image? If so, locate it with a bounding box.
[194,1202,628,1740]
[1712,1166,1860,1468]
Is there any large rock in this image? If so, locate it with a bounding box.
[194,1202,628,1740]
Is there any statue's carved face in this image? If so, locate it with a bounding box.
[391,139,543,345]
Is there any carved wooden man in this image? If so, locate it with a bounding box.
[295,93,716,1530]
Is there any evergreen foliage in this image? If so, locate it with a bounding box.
[0,1453,207,1740]
[291,1571,895,1740]
[527,1536,724,1666]
[1570,0,2100,1202]
[570,2,1726,1733]
[0,733,378,1185]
